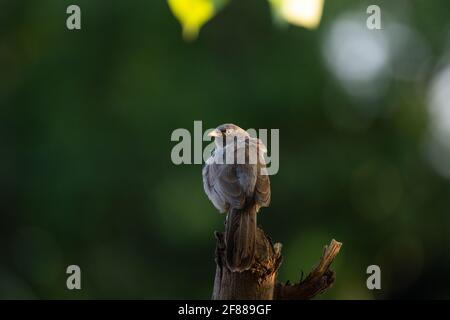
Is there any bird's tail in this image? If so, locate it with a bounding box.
[224,205,257,272]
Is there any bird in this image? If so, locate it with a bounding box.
[202,124,271,272]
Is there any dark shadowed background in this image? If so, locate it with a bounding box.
[1,0,450,299]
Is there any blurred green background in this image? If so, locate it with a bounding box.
[1,0,450,299]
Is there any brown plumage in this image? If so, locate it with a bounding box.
[202,124,271,272]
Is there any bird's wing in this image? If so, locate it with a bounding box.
[203,138,270,212]
[204,162,248,211]
[250,138,271,207]
[203,162,228,213]
[255,162,271,207]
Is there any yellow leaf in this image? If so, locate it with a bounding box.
[269,0,324,30]
[168,0,216,41]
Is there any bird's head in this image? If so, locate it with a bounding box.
[208,124,250,148]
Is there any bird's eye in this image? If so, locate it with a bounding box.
[226,129,232,135]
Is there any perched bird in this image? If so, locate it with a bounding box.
[202,124,271,272]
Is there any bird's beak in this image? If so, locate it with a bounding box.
[208,129,221,138]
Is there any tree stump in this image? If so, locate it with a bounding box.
[212,226,341,300]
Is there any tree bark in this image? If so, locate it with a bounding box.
[212,226,341,300]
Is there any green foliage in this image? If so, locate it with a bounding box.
[0,0,450,299]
